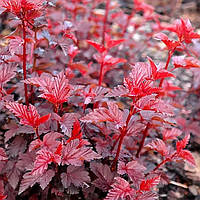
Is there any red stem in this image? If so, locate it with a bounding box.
[136,123,149,158]
[111,129,126,171]
[55,104,61,131]
[30,30,38,105]
[111,134,120,151]
[111,105,135,171]
[159,50,174,87]
[98,61,104,86]
[145,152,177,177]
[22,20,29,106]
[102,0,110,45]
[35,127,40,140]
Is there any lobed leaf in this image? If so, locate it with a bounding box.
[39,169,55,190]
[62,139,101,166]
[31,149,58,176]
[25,71,72,105]
[81,102,124,127]
[0,63,16,87]
[6,102,51,128]
[118,161,145,187]
[145,139,169,157]
[105,177,134,200]
[90,162,116,191]
[162,128,182,141]
[139,176,160,191]
[176,134,190,152]
[61,166,90,188]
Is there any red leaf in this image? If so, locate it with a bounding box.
[176,134,190,152]
[81,102,124,127]
[0,181,6,200]
[8,36,24,56]
[0,148,7,161]
[0,63,16,87]
[102,55,126,66]
[0,195,6,200]
[105,177,134,200]
[64,33,77,45]
[29,132,63,152]
[67,120,82,143]
[178,150,195,166]
[18,172,40,195]
[139,176,160,191]
[54,142,63,157]
[162,128,182,141]
[172,56,200,69]
[69,63,88,75]
[124,63,161,97]
[6,102,50,128]
[90,162,116,191]
[59,113,77,137]
[154,32,180,51]
[67,44,80,60]
[147,57,175,80]
[135,95,174,116]
[87,40,106,53]
[106,85,128,98]
[62,140,101,166]
[19,162,54,193]
[31,148,58,176]
[80,85,109,104]
[135,191,158,200]
[38,169,55,190]
[118,161,145,187]
[105,34,125,49]
[145,139,169,157]
[61,166,90,188]
[25,71,72,105]
[37,113,51,126]
[172,18,200,44]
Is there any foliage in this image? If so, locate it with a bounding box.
[0,0,199,199]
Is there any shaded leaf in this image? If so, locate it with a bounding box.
[118,161,145,187]
[38,169,55,190]
[61,166,90,188]
[6,160,21,190]
[18,172,40,194]
[7,136,26,157]
[90,162,116,191]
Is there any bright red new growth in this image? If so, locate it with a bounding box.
[6,102,51,129]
